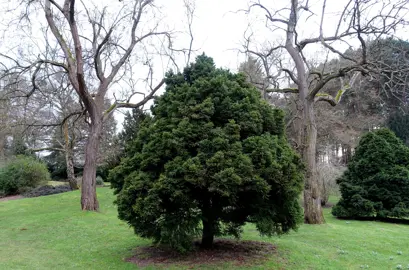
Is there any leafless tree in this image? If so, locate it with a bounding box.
[29,80,85,190]
[1,0,196,210]
[244,0,408,223]
[0,71,53,159]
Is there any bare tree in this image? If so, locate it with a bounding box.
[31,117,82,190]
[1,0,195,210]
[0,72,53,160]
[244,0,408,223]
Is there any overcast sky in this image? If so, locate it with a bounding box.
[1,0,408,76]
[1,0,408,130]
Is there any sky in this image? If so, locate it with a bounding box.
[1,0,408,130]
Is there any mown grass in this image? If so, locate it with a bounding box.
[0,189,408,269]
[47,181,69,187]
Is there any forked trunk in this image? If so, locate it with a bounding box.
[300,101,325,224]
[284,0,324,224]
[81,121,102,211]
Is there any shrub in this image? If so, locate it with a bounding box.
[109,55,304,252]
[332,129,409,219]
[75,176,82,188]
[0,156,50,196]
[96,176,104,186]
[318,164,345,206]
[23,184,72,198]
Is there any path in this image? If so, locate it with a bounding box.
[0,195,24,202]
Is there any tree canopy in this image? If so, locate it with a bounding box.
[387,110,409,146]
[332,129,409,219]
[109,55,304,251]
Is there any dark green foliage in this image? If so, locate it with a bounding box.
[97,136,122,181]
[98,109,149,183]
[332,129,409,219]
[10,136,28,156]
[119,108,150,150]
[96,176,104,186]
[23,184,72,198]
[45,154,83,180]
[109,55,304,252]
[7,134,34,157]
[0,156,50,195]
[387,111,409,146]
[43,131,67,180]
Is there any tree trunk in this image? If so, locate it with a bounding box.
[81,121,102,211]
[346,145,352,164]
[300,100,325,224]
[63,122,78,190]
[65,149,77,190]
[0,135,5,162]
[201,218,215,249]
[284,2,324,224]
[332,144,337,164]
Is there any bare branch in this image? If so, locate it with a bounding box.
[103,78,165,120]
[314,94,337,106]
[29,147,65,152]
[282,68,298,84]
[249,2,289,26]
[266,88,299,94]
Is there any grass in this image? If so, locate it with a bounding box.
[47,181,69,187]
[1,189,408,270]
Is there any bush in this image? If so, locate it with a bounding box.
[23,184,72,198]
[96,176,104,186]
[318,164,345,206]
[109,55,304,252]
[0,156,50,196]
[75,176,82,188]
[332,129,409,219]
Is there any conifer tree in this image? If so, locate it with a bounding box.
[109,55,304,251]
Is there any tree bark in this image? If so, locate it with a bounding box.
[201,218,215,249]
[81,121,102,211]
[0,135,5,161]
[299,100,325,224]
[63,121,78,190]
[346,145,352,164]
[65,147,77,190]
[284,0,324,224]
[287,58,325,223]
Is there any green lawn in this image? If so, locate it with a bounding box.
[1,189,408,270]
[47,181,70,187]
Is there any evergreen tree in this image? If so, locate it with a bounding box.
[109,55,304,251]
[387,111,409,146]
[119,108,150,151]
[238,55,265,89]
[332,129,409,219]
[43,128,67,180]
[9,135,28,156]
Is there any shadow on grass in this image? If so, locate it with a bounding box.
[335,216,409,225]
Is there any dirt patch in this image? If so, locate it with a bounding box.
[0,195,24,202]
[126,239,277,268]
